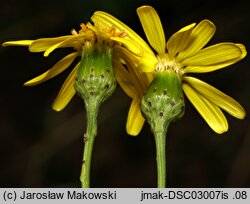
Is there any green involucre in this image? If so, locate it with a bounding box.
[75,43,117,108]
[74,43,117,187]
[141,70,185,187]
[141,71,185,134]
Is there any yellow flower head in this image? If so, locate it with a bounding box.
[2,12,146,111]
[115,6,246,135]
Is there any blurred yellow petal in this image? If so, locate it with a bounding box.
[182,43,243,66]
[91,11,153,55]
[137,64,155,73]
[44,35,84,57]
[52,62,80,111]
[2,40,33,47]
[182,83,228,134]
[129,66,150,95]
[178,20,215,61]
[183,76,246,119]
[126,99,145,136]
[24,52,79,86]
[114,46,150,95]
[236,43,247,58]
[110,37,141,55]
[29,36,72,52]
[116,46,154,86]
[145,72,154,84]
[137,52,157,72]
[167,23,196,58]
[113,59,136,98]
[137,5,166,54]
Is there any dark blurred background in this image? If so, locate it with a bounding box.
[0,0,249,187]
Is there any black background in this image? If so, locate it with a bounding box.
[1,0,249,187]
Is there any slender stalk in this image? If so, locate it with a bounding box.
[154,131,166,188]
[75,45,116,187]
[141,72,184,188]
[80,100,98,188]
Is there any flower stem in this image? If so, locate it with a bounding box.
[80,100,98,188]
[75,44,116,187]
[140,72,185,188]
[154,130,167,188]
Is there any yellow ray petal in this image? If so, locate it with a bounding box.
[235,43,247,61]
[52,62,80,111]
[236,43,247,58]
[113,45,139,64]
[114,46,150,96]
[29,36,72,52]
[145,72,154,84]
[129,63,150,95]
[2,40,33,47]
[91,11,153,55]
[24,52,79,86]
[183,76,246,119]
[183,62,240,74]
[183,44,246,73]
[137,52,157,72]
[137,5,166,54]
[177,20,215,61]
[182,43,243,66]
[110,37,141,56]
[182,83,228,134]
[126,98,145,136]
[113,59,136,98]
[167,23,196,58]
[44,35,84,57]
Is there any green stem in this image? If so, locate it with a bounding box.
[75,44,116,187]
[140,72,185,188]
[80,100,98,188]
[154,131,166,188]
